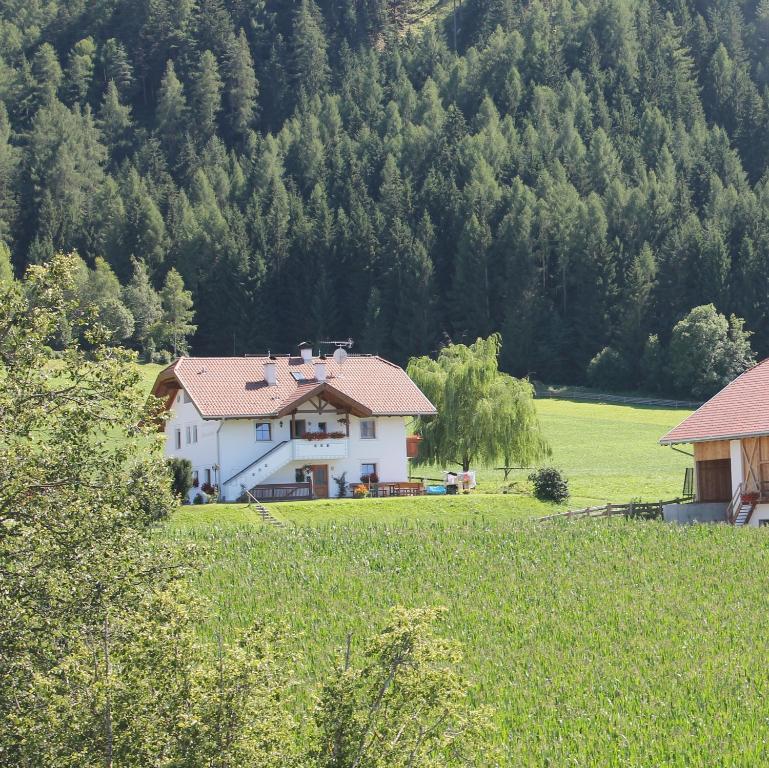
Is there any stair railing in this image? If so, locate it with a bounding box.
[726,483,742,525]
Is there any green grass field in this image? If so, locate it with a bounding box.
[152,363,768,763]
[164,519,769,765]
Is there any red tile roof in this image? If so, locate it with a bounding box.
[151,355,437,419]
[660,358,769,444]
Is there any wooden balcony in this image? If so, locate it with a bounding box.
[292,438,348,461]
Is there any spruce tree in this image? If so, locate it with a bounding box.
[227,29,259,138]
[159,268,197,356]
[98,81,133,157]
[292,0,330,100]
[192,50,223,142]
[123,258,162,355]
[156,60,188,152]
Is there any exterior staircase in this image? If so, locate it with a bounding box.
[726,484,757,527]
[243,489,285,527]
[222,441,292,500]
[734,501,756,527]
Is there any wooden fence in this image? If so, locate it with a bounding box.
[536,497,692,522]
[533,385,702,410]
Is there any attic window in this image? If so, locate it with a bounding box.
[291,371,306,381]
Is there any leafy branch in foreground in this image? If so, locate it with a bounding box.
[313,607,493,768]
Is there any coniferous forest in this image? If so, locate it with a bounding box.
[2,0,769,392]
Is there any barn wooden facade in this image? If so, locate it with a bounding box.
[661,359,769,526]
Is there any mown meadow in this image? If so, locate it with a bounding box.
[164,518,769,766]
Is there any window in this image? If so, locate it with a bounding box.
[185,426,191,444]
[192,425,198,443]
[291,371,306,381]
[293,419,306,438]
[175,429,181,450]
[183,391,192,404]
[759,519,769,527]
[192,470,199,484]
[176,393,181,403]
[360,420,376,439]
[205,468,212,485]
[361,463,377,481]
[318,421,327,433]
[255,422,271,441]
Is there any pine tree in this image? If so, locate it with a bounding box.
[98,81,133,158]
[192,50,223,142]
[31,44,63,108]
[123,258,162,355]
[292,0,330,100]
[156,61,188,152]
[65,38,96,105]
[159,268,197,356]
[100,39,134,95]
[226,29,259,138]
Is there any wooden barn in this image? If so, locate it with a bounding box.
[661,359,769,526]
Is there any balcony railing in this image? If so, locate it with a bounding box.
[292,437,348,461]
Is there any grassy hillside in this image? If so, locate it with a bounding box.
[164,519,769,765]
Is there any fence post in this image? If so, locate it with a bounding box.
[606,503,612,517]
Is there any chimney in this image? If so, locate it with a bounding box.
[314,356,327,382]
[264,356,277,386]
[299,342,313,363]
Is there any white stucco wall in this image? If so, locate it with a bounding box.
[262,415,409,498]
[747,502,769,527]
[164,401,412,502]
[164,390,221,487]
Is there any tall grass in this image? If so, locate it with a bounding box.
[166,518,769,765]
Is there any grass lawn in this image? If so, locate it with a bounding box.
[409,398,692,508]
[169,492,552,529]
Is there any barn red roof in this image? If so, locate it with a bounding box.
[151,355,437,419]
[660,359,769,444]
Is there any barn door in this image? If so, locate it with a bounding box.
[697,459,732,502]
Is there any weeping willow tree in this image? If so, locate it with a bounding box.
[407,334,550,472]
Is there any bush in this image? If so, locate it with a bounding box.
[528,467,570,503]
[669,304,754,398]
[167,458,193,498]
[586,346,631,391]
[333,472,347,498]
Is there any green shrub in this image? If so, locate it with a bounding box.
[528,467,570,503]
[167,457,193,499]
[586,346,631,391]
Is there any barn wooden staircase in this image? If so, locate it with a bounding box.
[726,484,757,527]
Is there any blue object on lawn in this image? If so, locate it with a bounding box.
[426,485,447,495]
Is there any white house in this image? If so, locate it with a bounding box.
[660,358,769,526]
[151,346,437,501]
